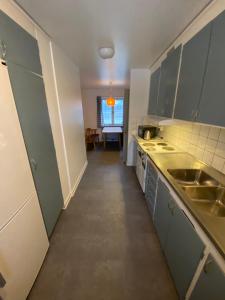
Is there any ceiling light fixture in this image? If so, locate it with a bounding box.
[107,81,115,107]
[99,47,115,59]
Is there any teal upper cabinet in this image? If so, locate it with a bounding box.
[197,11,225,126]
[157,45,181,118]
[148,67,160,115]
[8,62,63,236]
[190,255,225,300]
[174,23,212,121]
[0,10,42,75]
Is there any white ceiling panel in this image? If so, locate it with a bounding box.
[15,0,212,88]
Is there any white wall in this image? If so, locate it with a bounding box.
[51,43,87,207]
[0,0,87,207]
[127,69,150,166]
[82,87,125,129]
[35,29,71,202]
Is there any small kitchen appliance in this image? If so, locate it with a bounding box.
[138,125,158,139]
[144,130,151,140]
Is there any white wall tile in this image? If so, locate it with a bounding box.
[202,150,214,165]
[160,122,225,175]
[215,142,225,158]
[200,125,209,137]
[205,138,217,153]
[208,127,221,140]
[219,129,225,143]
[212,155,225,172]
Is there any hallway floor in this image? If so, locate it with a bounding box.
[28,150,178,300]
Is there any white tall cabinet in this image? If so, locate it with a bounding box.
[0,62,49,300]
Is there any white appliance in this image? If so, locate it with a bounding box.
[0,62,49,300]
[139,140,182,154]
[136,139,182,193]
[136,145,147,192]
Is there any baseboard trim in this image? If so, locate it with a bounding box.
[63,160,88,209]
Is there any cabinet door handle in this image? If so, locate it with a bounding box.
[0,40,6,60]
[195,110,199,119]
[168,201,175,215]
[203,258,213,274]
[0,272,6,288]
[30,158,38,171]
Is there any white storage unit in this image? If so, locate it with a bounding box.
[0,62,49,299]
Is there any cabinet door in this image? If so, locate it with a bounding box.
[0,10,42,75]
[0,63,35,229]
[174,23,211,121]
[0,197,48,300]
[145,160,158,215]
[148,67,160,115]
[190,255,225,300]
[197,10,225,126]
[154,179,173,249]
[8,62,63,237]
[164,204,204,299]
[157,45,181,118]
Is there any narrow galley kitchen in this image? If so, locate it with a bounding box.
[1,0,225,300]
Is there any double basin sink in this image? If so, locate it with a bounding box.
[167,169,225,218]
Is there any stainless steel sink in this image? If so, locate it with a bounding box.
[182,186,225,217]
[167,169,220,186]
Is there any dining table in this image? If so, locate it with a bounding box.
[102,126,123,149]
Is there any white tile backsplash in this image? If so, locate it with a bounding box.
[158,122,225,175]
[208,126,221,140]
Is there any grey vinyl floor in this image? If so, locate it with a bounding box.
[28,149,178,300]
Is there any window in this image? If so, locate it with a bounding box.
[101,98,124,126]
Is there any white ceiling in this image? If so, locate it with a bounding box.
[16,0,211,88]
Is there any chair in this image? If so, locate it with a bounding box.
[85,128,99,150]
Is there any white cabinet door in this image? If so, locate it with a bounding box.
[0,196,49,300]
[0,63,36,229]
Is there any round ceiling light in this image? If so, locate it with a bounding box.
[99,47,115,59]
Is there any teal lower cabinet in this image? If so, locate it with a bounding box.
[190,255,225,300]
[154,179,174,250]
[145,160,158,216]
[164,201,204,299]
[154,179,205,298]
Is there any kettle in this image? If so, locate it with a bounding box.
[144,130,151,140]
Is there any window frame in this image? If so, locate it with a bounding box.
[101,97,124,127]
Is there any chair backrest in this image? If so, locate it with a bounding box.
[86,128,97,136]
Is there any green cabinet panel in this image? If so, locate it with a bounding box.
[148,67,160,115]
[157,45,181,118]
[190,255,225,300]
[174,23,212,121]
[154,179,174,249]
[0,10,42,75]
[197,10,225,126]
[8,62,63,237]
[164,203,205,299]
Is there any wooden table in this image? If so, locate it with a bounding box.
[102,127,123,149]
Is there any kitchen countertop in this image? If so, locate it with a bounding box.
[134,135,225,259]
